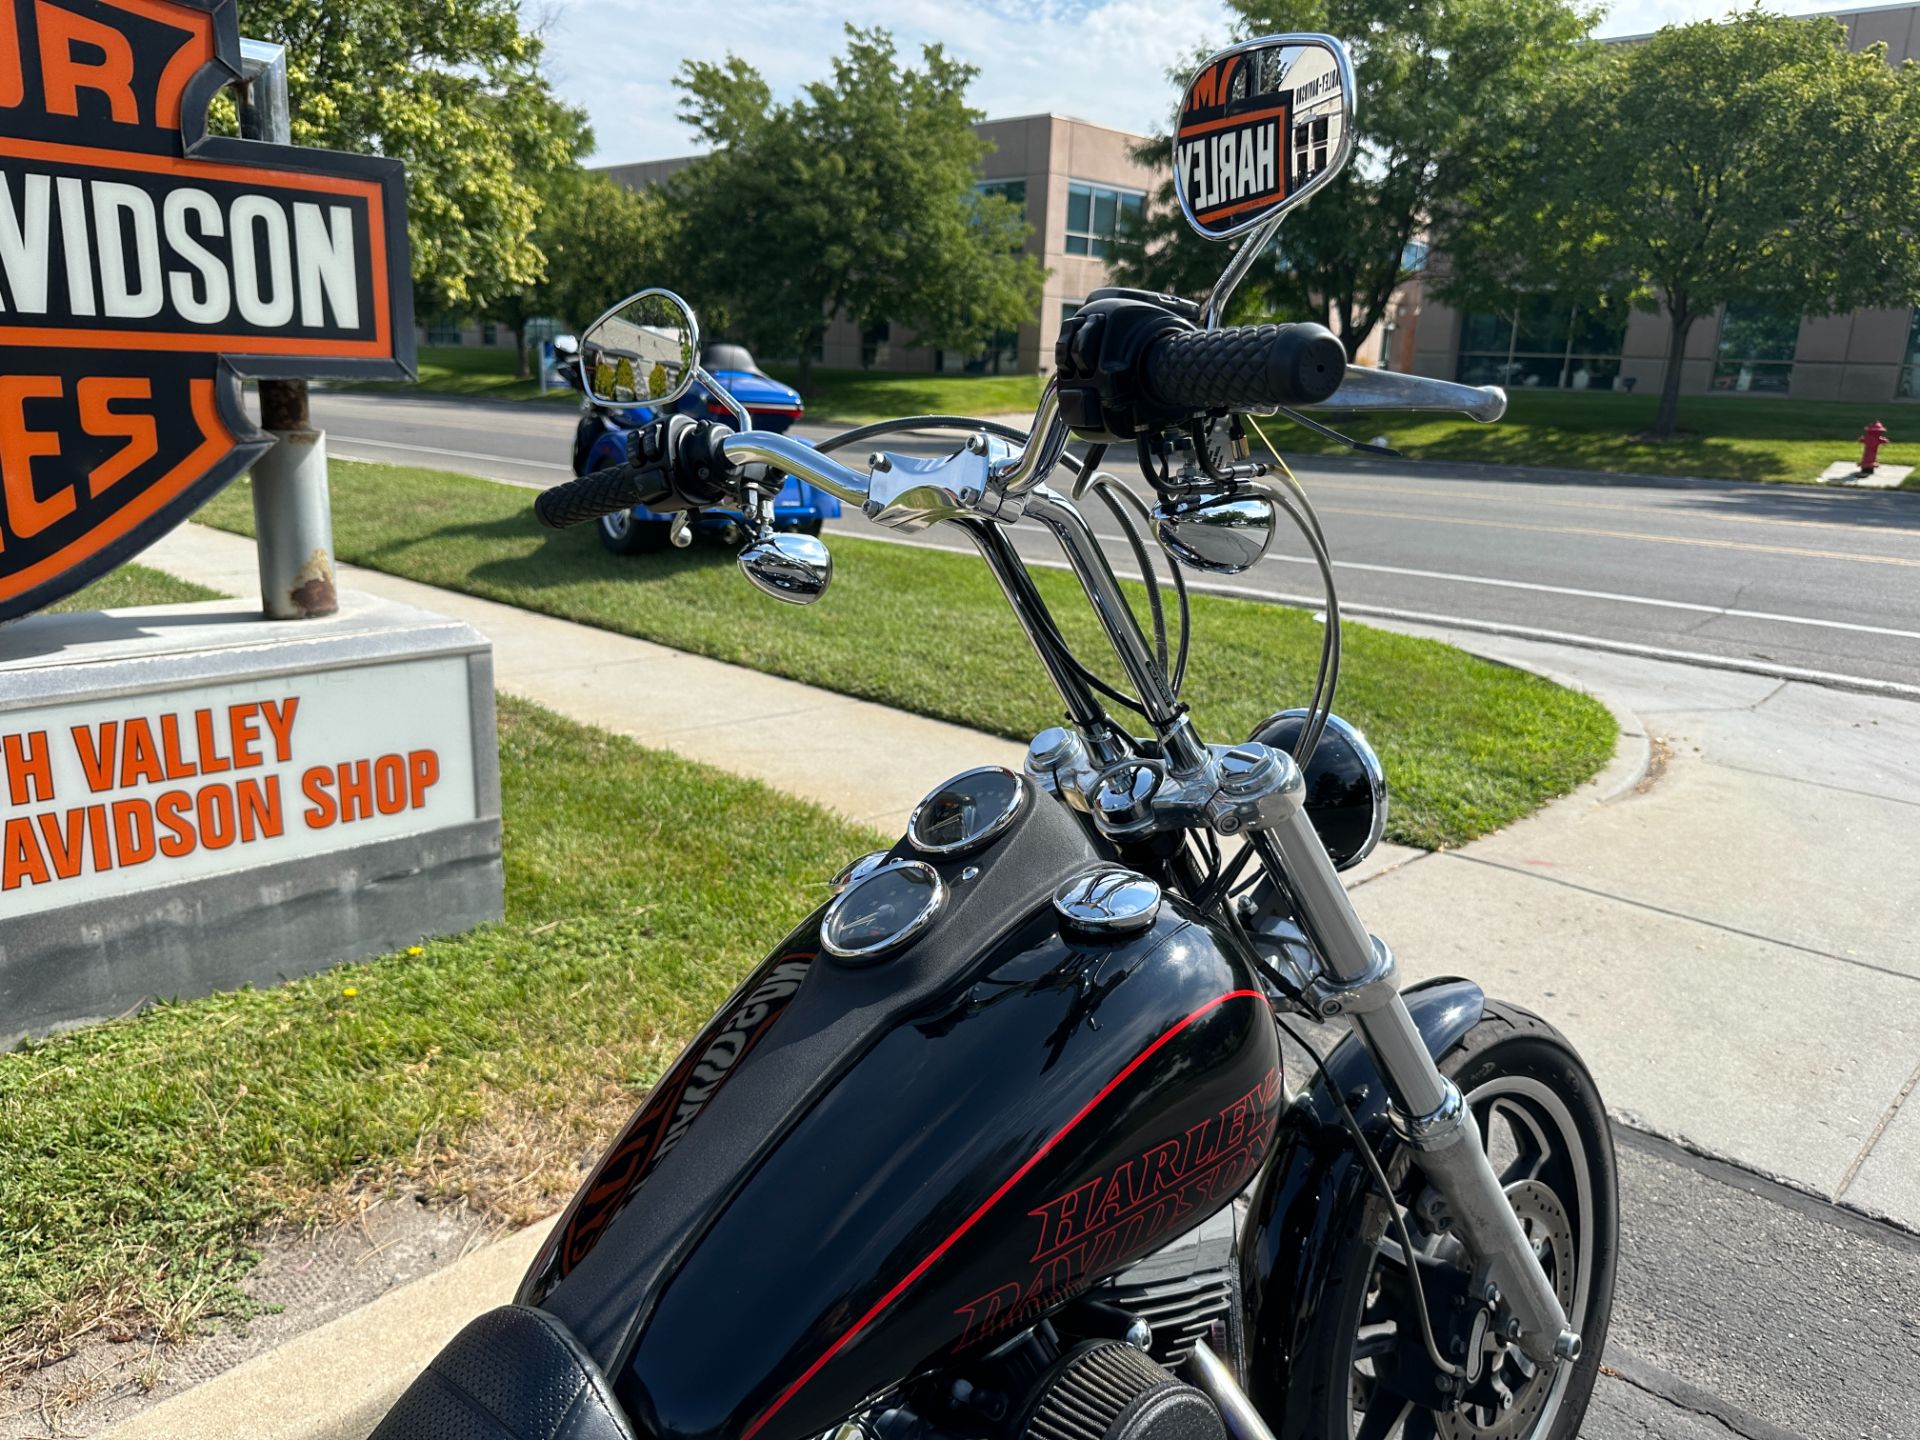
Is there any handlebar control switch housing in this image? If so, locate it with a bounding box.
[1054,298,1348,442]
[1054,298,1195,441]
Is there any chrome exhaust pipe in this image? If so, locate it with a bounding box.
[1186,1340,1278,1440]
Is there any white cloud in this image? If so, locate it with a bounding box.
[542,0,1235,165]
[547,0,1867,165]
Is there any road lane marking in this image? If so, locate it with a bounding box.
[328,435,572,472]
[1256,554,1920,643]
[830,524,1920,695]
[1313,504,1920,568]
[1300,473,1920,540]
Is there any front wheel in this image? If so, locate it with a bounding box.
[599,509,670,554]
[1285,1000,1618,1440]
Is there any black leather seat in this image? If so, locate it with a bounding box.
[371,1304,636,1440]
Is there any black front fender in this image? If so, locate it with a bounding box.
[1238,978,1484,1416]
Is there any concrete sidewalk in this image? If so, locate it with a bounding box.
[133,521,1919,1230]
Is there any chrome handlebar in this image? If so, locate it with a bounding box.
[718,360,1506,531]
[1304,366,1507,423]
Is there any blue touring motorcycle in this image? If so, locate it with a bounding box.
[562,336,842,553]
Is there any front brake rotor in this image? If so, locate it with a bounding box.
[1437,1180,1576,1440]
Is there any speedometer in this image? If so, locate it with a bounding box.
[821,860,944,964]
[907,767,1028,856]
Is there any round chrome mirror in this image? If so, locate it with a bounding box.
[739,532,832,605]
[1154,492,1276,574]
[580,289,698,407]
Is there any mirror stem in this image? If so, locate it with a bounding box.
[1204,209,1287,330]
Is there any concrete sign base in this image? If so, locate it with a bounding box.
[0,593,503,1045]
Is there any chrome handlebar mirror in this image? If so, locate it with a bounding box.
[1153,492,1277,575]
[1175,34,1355,242]
[579,288,699,408]
[738,532,833,605]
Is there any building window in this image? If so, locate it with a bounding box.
[1292,115,1331,181]
[1712,303,1798,393]
[481,322,498,346]
[1900,309,1920,398]
[1456,296,1627,390]
[1062,300,1082,327]
[425,317,463,346]
[1065,181,1144,258]
[975,178,1027,218]
[861,322,891,370]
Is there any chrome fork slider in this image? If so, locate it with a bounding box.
[1247,821,1579,1367]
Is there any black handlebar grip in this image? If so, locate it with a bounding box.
[534,463,651,530]
[1141,322,1347,412]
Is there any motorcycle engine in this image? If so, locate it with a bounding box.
[866,1216,1238,1440]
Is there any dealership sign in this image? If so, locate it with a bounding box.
[0,0,414,624]
[1,653,475,917]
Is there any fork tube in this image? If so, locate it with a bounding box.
[1248,818,1575,1361]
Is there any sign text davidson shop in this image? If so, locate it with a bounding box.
[0,0,414,623]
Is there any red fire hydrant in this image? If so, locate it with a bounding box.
[1859,420,1889,474]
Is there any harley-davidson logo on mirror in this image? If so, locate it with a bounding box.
[0,0,413,623]
[1175,38,1350,241]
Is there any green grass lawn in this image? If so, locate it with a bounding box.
[330,345,574,404]
[333,344,1042,422]
[45,564,221,613]
[0,641,879,1373]
[200,460,1616,850]
[761,365,1044,423]
[1278,386,1920,487]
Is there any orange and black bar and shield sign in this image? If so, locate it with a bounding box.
[0,0,414,622]
[1176,53,1290,236]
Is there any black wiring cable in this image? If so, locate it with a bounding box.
[810,415,1039,455]
[1257,477,1342,765]
[1072,443,1108,499]
[994,533,1150,718]
[1275,406,1401,457]
[1269,1009,1466,1384]
[1088,479,1170,680]
[1096,475,1193,695]
[811,417,1153,717]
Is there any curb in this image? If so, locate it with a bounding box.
[98,1219,557,1440]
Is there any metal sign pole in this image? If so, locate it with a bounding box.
[238,38,339,619]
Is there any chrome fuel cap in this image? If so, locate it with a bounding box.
[1053,867,1162,938]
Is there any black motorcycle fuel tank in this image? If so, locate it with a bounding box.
[520,773,1280,1440]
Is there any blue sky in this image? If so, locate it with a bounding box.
[548,1,1856,166]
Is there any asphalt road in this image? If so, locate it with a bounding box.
[290,389,1920,1440]
[1562,1131,1917,1440]
[305,389,1920,695]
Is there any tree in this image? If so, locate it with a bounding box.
[241,0,591,317]
[1444,10,1920,438]
[1111,0,1596,354]
[663,27,1045,392]
[489,173,674,376]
